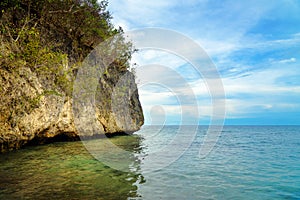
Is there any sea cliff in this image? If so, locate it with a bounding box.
[0,63,144,153]
[0,0,144,153]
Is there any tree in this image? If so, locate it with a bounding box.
[0,0,135,134]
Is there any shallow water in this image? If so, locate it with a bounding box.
[1,126,300,199]
[0,136,144,200]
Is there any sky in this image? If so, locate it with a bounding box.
[107,0,300,125]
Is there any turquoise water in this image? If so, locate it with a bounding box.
[0,126,300,199]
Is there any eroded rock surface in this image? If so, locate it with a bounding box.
[0,66,144,153]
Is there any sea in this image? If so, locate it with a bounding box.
[0,126,299,200]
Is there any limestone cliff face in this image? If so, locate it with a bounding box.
[0,65,144,153]
[0,0,144,153]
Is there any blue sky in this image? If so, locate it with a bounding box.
[108,0,300,125]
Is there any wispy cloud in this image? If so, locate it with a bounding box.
[108,0,300,124]
[277,57,297,64]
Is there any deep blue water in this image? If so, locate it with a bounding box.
[0,126,299,199]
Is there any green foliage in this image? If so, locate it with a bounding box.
[0,0,135,128]
[0,24,71,94]
[0,0,133,91]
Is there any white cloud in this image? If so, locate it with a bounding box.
[131,50,185,69]
[136,51,300,123]
[108,0,174,29]
[278,58,297,64]
[196,39,238,58]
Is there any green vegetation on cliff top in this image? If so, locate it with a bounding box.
[0,0,133,82]
[0,0,135,138]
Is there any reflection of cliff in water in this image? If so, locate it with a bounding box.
[0,135,145,199]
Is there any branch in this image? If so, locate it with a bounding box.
[14,18,30,42]
[48,5,74,14]
[15,2,33,43]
